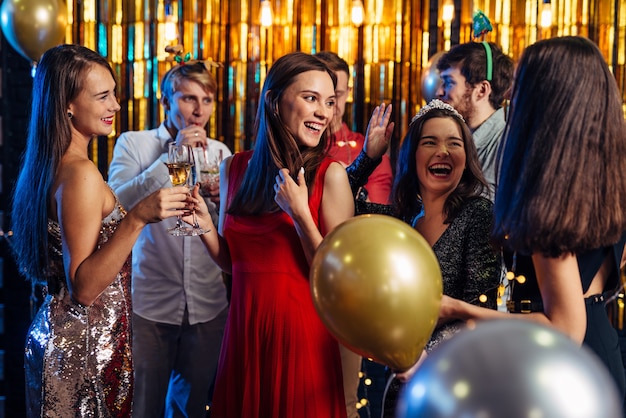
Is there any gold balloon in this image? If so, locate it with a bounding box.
[0,0,68,62]
[310,214,443,371]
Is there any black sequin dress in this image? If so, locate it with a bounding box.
[356,196,502,350]
[24,198,133,417]
[348,151,502,349]
[347,151,503,417]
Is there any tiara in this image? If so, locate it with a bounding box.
[410,99,465,124]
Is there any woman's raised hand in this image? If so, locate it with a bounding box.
[363,103,394,160]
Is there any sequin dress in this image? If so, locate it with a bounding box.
[355,196,504,418]
[356,197,502,350]
[24,197,133,418]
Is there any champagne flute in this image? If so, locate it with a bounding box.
[207,148,224,190]
[166,143,208,236]
[194,146,223,198]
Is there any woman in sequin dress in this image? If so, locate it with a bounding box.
[10,44,189,417]
[347,100,503,416]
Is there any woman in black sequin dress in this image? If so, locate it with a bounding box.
[348,100,503,416]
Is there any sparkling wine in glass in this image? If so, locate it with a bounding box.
[166,143,208,236]
[193,146,223,198]
[167,162,191,187]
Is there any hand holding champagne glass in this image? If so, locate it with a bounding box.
[166,143,208,236]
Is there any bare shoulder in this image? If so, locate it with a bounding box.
[54,158,108,214]
[324,161,349,183]
[57,158,103,185]
[322,161,352,203]
[223,153,234,166]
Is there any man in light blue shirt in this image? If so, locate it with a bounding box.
[108,61,230,418]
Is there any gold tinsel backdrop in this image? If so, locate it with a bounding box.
[56,0,626,170]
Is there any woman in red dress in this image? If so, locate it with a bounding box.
[190,52,390,417]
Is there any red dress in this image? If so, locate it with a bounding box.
[327,122,393,204]
[211,151,346,418]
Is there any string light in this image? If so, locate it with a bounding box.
[441,0,455,24]
[355,358,380,416]
[540,0,553,29]
[477,248,526,306]
[164,0,178,43]
[260,0,273,28]
[351,0,364,27]
[441,0,454,51]
[477,251,528,309]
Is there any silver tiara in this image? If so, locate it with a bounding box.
[410,99,465,124]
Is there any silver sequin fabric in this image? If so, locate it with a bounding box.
[24,199,133,417]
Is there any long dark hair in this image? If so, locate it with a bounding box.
[493,36,626,256]
[391,107,488,224]
[10,44,116,284]
[228,52,336,215]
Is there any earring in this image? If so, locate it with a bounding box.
[67,112,73,119]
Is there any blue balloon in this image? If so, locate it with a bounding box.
[397,320,622,418]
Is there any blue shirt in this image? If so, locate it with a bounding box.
[472,106,506,200]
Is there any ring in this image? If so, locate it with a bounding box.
[194,132,199,137]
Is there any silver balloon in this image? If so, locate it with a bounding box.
[420,51,445,102]
[397,320,623,418]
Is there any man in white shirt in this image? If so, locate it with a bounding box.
[108,61,230,418]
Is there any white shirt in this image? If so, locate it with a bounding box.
[108,123,231,325]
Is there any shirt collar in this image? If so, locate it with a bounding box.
[157,122,174,150]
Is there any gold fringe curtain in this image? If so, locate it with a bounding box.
[63,0,626,170]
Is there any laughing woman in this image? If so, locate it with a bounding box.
[350,99,503,416]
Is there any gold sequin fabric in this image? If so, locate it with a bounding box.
[25,199,133,417]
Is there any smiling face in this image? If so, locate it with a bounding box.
[278,70,336,148]
[67,64,120,138]
[415,117,466,197]
[163,79,215,134]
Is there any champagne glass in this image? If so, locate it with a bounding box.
[166,143,208,236]
[193,146,223,198]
